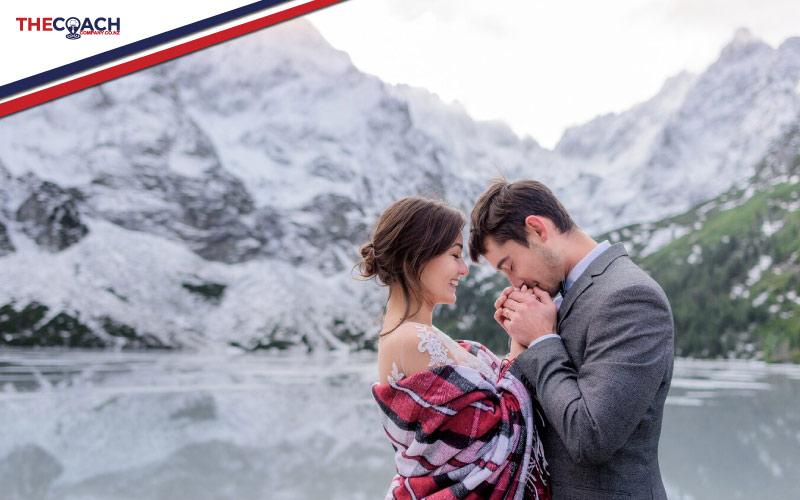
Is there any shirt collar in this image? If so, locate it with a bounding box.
[563,240,610,295]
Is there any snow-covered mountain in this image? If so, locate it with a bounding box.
[0,21,798,351]
[557,28,800,229]
[0,20,558,351]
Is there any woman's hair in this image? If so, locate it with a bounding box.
[357,196,466,336]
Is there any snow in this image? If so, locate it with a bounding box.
[746,255,774,287]
[687,244,703,265]
[752,292,770,308]
[2,20,800,350]
[762,219,785,237]
[730,284,750,300]
[638,224,691,258]
[0,216,379,351]
[776,199,800,212]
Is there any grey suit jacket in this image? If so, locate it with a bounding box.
[511,243,674,500]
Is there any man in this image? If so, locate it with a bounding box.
[469,179,674,500]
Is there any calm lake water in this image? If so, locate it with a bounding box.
[1,349,798,499]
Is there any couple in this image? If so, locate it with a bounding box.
[360,179,675,500]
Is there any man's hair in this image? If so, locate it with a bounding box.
[468,179,575,262]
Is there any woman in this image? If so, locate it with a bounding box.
[357,196,549,500]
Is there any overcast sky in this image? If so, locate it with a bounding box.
[308,0,800,148]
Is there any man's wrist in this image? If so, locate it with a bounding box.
[527,333,560,348]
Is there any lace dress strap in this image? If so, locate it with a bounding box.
[378,323,496,385]
[414,323,457,368]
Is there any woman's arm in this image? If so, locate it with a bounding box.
[506,338,528,361]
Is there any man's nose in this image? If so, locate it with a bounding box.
[503,271,523,289]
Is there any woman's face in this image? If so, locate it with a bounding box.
[420,234,469,305]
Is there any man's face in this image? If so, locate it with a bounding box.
[482,235,563,298]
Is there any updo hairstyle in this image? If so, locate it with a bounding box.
[357,196,465,335]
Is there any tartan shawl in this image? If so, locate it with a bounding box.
[372,341,549,500]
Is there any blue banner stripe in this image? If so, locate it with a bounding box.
[0,0,291,100]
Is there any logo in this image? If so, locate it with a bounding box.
[65,17,80,40]
[16,17,122,40]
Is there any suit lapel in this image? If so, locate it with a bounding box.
[557,274,591,327]
[557,243,628,329]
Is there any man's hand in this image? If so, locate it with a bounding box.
[501,286,557,346]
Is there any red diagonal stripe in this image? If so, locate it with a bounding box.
[0,0,346,118]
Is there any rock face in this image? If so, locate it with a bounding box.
[0,21,798,351]
[0,219,14,256]
[95,168,258,264]
[15,181,88,252]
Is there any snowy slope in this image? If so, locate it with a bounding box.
[0,21,798,350]
[557,28,800,229]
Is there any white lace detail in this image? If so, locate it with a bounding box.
[412,324,496,380]
[387,362,405,384]
[415,324,456,368]
[378,322,497,384]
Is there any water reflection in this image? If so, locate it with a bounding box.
[1,350,798,499]
[662,359,800,499]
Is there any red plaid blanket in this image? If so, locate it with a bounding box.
[372,341,549,500]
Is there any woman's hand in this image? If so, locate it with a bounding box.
[502,285,557,346]
[495,284,536,329]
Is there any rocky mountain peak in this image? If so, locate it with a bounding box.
[717,27,771,64]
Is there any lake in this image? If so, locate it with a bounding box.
[1,349,798,499]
